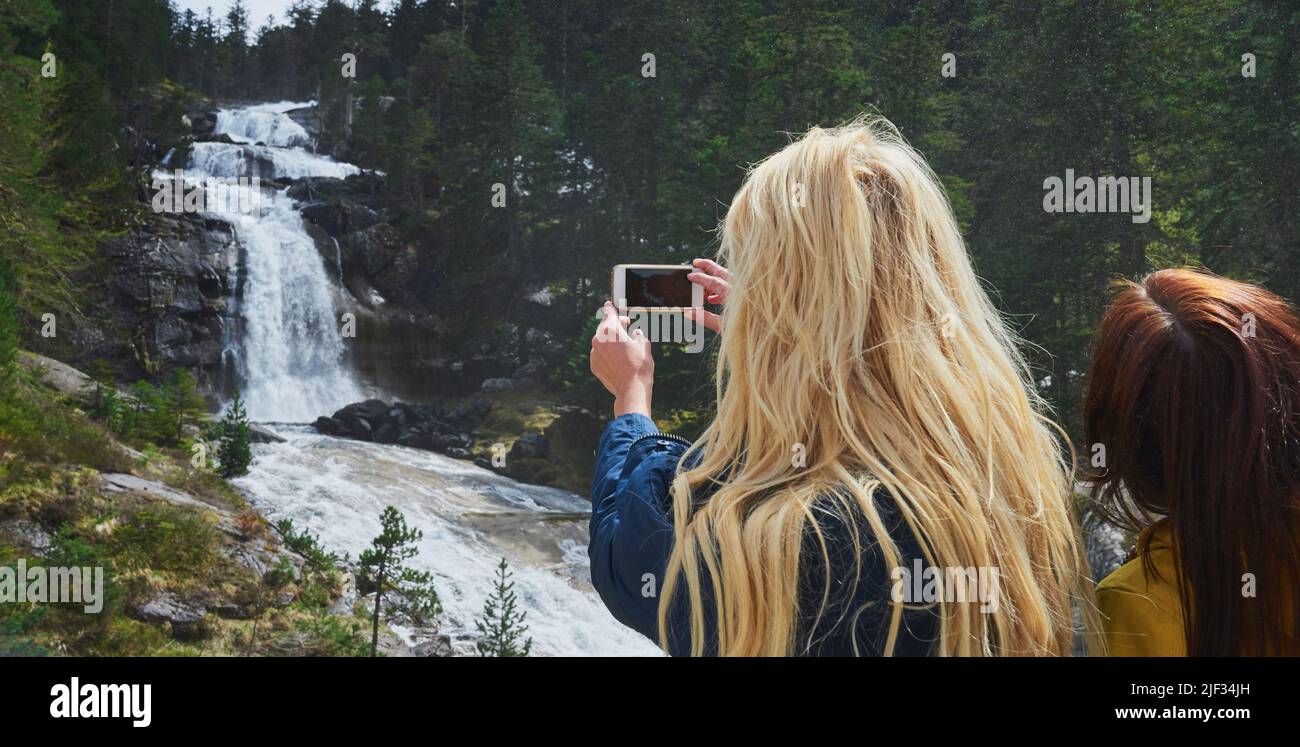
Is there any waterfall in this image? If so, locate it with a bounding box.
[182,102,363,422]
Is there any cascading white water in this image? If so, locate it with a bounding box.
[235,427,661,656]
[183,102,362,421]
[215,100,312,147]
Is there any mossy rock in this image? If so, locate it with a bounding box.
[505,457,561,486]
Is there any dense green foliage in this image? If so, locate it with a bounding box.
[1,0,184,349]
[84,366,207,448]
[156,0,1299,437]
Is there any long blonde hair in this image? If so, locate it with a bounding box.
[659,117,1099,656]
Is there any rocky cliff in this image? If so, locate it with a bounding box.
[52,99,568,406]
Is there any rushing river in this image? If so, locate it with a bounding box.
[188,102,659,656]
[234,427,661,656]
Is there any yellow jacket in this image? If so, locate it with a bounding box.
[1096,524,1187,656]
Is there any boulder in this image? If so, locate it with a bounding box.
[339,398,393,421]
[338,413,374,441]
[17,352,97,398]
[285,105,322,142]
[194,132,237,144]
[413,634,455,657]
[315,398,492,456]
[128,592,209,641]
[188,109,217,136]
[248,423,286,444]
[509,432,550,460]
[0,519,53,555]
[286,176,341,202]
[481,377,514,392]
[373,419,402,444]
[313,416,344,436]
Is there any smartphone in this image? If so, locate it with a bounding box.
[611,264,703,311]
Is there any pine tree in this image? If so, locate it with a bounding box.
[357,506,442,657]
[129,380,175,444]
[475,557,532,657]
[217,389,253,478]
[220,0,252,96]
[457,0,561,279]
[170,369,207,444]
[85,358,118,423]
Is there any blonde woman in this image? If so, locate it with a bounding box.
[588,118,1098,656]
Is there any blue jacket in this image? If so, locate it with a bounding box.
[589,413,938,656]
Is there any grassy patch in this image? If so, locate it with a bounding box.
[0,369,135,492]
[0,369,367,656]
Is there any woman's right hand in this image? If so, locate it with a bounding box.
[590,302,654,417]
[686,258,729,334]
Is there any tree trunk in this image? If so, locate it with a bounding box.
[370,558,386,656]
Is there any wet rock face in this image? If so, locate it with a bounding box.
[188,109,217,136]
[285,172,384,204]
[343,223,416,299]
[288,174,422,312]
[284,105,323,145]
[75,212,240,383]
[299,198,382,239]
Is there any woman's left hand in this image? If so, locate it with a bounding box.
[590,301,654,417]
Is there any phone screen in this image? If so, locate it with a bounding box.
[624,267,694,307]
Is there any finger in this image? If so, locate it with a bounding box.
[692,258,731,281]
[685,307,723,334]
[598,302,622,331]
[687,271,729,299]
[630,327,653,351]
[596,302,630,342]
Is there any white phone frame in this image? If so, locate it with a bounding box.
[611,264,704,312]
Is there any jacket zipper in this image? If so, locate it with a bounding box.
[629,432,693,450]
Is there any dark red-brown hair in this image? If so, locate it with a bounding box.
[1084,268,1300,656]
